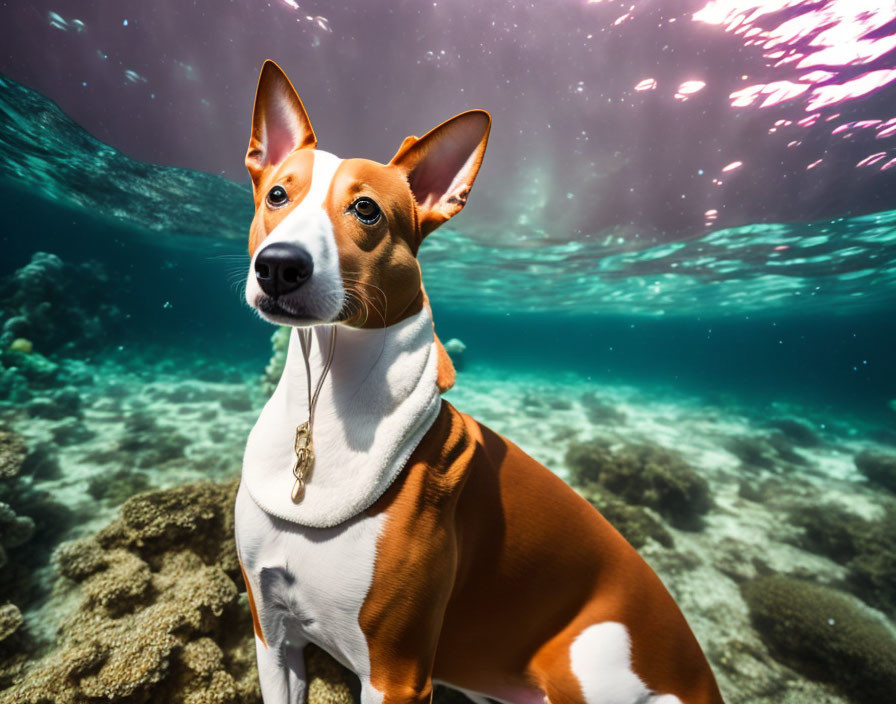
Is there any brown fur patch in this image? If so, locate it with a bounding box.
[247,149,316,256]
[359,402,724,703]
[239,559,267,647]
[324,158,425,327]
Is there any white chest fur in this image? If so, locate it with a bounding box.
[234,480,385,675]
[241,307,442,528]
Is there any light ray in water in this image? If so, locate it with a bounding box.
[695,1,896,171]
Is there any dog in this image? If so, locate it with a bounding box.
[235,60,725,704]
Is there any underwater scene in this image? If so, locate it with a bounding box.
[1,1,896,702]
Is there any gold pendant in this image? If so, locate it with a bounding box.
[291,421,315,503]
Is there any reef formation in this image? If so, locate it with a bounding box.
[0,321,892,703]
[0,479,359,704]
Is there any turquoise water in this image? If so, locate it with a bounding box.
[1,41,896,704]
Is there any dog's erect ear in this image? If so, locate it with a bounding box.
[389,110,490,238]
[246,60,316,185]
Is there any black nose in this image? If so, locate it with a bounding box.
[254,242,314,297]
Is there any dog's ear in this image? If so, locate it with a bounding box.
[389,110,490,238]
[246,60,316,186]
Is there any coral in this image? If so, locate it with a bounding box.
[0,603,23,644]
[0,427,50,660]
[0,479,373,703]
[101,482,238,569]
[55,538,108,581]
[0,503,35,565]
[741,575,896,702]
[0,368,31,404]
[442,338,466,370]
[566,439,713,529]
[580,392,626,425]
[81,549,153,615]
[262,326,291,394]
[790,503,896,616]
[578,485,674,549]
[0,480,252,701]
[0,428,34,570]
[0,350,59,389]
[854,450,896,493]
[305,644,357,704]
[0,429,26,480]
[0,252,123,357]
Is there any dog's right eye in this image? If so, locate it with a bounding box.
[266,185,289,208]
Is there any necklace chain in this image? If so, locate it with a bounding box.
[290,325,337,502]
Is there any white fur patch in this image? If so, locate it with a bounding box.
[235,480,385,694]
[241,306,442,527]
[245,149,346,323]
[569,622,682,704]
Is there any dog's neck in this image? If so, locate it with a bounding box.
[241,307,442,527]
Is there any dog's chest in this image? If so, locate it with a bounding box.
[234,480,385,673]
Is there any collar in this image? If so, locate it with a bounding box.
[241,307,442,527]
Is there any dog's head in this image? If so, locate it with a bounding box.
[243,60,490,329]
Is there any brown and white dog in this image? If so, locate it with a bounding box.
[235,60,725,704]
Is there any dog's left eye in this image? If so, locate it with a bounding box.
[350,197,382,225]
[266,185,289,208]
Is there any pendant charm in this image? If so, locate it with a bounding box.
[291,421,314,503]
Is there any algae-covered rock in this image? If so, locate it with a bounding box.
[578,485,674,549]
[723,435,777,471]
[51,417,96,446]
[789,503,896,616]
[118,409,189,469]
[580,392,626,425]
[854,450,896,493]
[0,252,123,357]
[767,418,820,447]
[18,442,61,481]
[0,429,26,479]
[742,575,896,702]
[566,439,713,529]
[88,469,154,505]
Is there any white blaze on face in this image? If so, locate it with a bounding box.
[246,150,346,324]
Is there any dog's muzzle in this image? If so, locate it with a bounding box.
[254,242,314,297]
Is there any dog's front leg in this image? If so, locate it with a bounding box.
[255,636,307,704]
[359,671,435,704]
